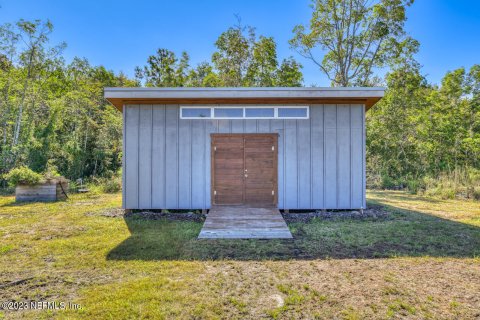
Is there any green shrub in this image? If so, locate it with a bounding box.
[420,168,480,200]
[0,186,15,195]
[369,167,479,201]
[87,174,122,194]
[406,179,424,194]
[380,175,397,189]
[467,168,480,185]
[473,187,480,201]
[439,188,456,200]
[425,187,456,200]
[101,176,122,193]
[4,166,44,186]
[366,172,383,189]
[85,183,103,195]
[43,163,62,180]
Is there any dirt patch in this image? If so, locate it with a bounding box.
[198,258,480,319]
[282,204,391,223]
[92,205,391,222]
[27,226,90,241]
[86,209,206,221]
[85,208,125,218]
[125,211,206,222]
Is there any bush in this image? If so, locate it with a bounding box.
[4,166,44,186]
[101,176,122,193]
[0,186,15,195]
[420,168,480,200]
[366,171,383,189]
[43,163,62,180]
[425,187,456,200]
[473,187,480,201]
[406,179,424,194]
[467,168,480,182]
[368,167,480,200]
[87,174,122,194]
[439,188,456,200]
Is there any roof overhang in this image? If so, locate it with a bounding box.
[104,87,385,112]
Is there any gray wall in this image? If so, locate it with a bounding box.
[123,104,366,210]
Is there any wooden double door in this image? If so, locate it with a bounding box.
[212,134,278,206]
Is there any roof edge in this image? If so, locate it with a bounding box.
[104,87,385,111]
[105,86,385,92]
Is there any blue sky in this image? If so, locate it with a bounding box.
[1,0,479,86]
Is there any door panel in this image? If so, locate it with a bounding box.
[244,135,277,205]
[212,135,245,205]
[212,134,277,206]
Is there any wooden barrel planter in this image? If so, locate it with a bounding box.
[16,179,69,202]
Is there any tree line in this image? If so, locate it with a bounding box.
[0,20,135,185]
[0,0,478,198]
[0,18,303,186]
[293,0,479,197]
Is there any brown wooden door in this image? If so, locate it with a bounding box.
[244,135,277,205]
[211,135,245,205]
[212,134,277,206]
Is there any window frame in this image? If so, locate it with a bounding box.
[244,106,276,119]
[180,107,213,119]
[180,105,309,120]
[277,106,310,119]
[212,107,244,119]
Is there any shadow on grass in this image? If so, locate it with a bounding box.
[107,203,480,261]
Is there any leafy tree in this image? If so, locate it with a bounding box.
[12,19,66,147]
[185,61,220,87]
[138,20,304,88]
[0,19,66,176]
[366,63,430,185]
[367,64,480,191]
[424,68,480,174]
[135,49,190,87]
[275,58,304,87]
[0,19,137,184]
[245,36,278,86]
[0,17,304,188]
[290,0,416,86]
[212,23,253,86]
[464,66,480,166]
[211,21,303,87]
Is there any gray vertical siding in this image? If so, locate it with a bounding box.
[123,104,366,209]
[165,106,179,208]
[138,105,152,208]
[310,106,324,208]
[151,106,166,208]
[191,120,206,208]
[124,106,139,209]
[324,105,337,208]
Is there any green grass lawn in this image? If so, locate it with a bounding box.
[0,191,479,319]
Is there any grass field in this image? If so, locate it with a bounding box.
[0,190,479,319]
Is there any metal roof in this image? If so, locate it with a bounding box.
[104,87,385,111]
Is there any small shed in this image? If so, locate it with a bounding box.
[104,87,384,210]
